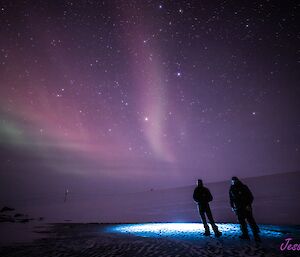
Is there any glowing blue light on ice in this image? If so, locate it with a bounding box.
[106,223,283,238]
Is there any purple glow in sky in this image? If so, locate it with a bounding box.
[0,1,299,200]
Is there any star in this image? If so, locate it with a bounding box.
[0,0,298,209]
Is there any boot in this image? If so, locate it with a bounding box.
[212,225,222,238]
[203,224,210,236]
[204,230,211,236]
[214,230,222,238]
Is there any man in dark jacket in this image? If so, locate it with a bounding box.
[229,176,260,242]
[193,179,221,237]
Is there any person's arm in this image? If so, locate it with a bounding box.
[244,185,254,204]
[207,188,213,202]
[229,189,235,209]
[193,188,198,203]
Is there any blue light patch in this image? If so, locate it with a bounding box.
[106,223,283,238]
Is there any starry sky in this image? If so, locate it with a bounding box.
[0,0,299,199]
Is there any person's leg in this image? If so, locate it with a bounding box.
[199,206,210,235]
[237,209,249,239]
[205,205,221,237]
[245,208,260,241]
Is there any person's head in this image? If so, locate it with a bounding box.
[231,176,240,185]
[197,179,203,187]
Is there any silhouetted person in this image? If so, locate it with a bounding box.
[193,179,221,237]
[229,176,260,242]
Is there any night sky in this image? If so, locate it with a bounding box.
[0,1,299,199]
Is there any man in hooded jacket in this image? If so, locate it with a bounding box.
[193,179,221,237]
[229,176,260,242]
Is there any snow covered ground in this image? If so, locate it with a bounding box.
[2,171,299,224]
[1,172,299,256]
[0,222,299,257]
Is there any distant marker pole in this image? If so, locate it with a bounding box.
[64,189,69,203]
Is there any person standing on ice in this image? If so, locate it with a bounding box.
[229,176,261,242]
[193,179,222,237]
